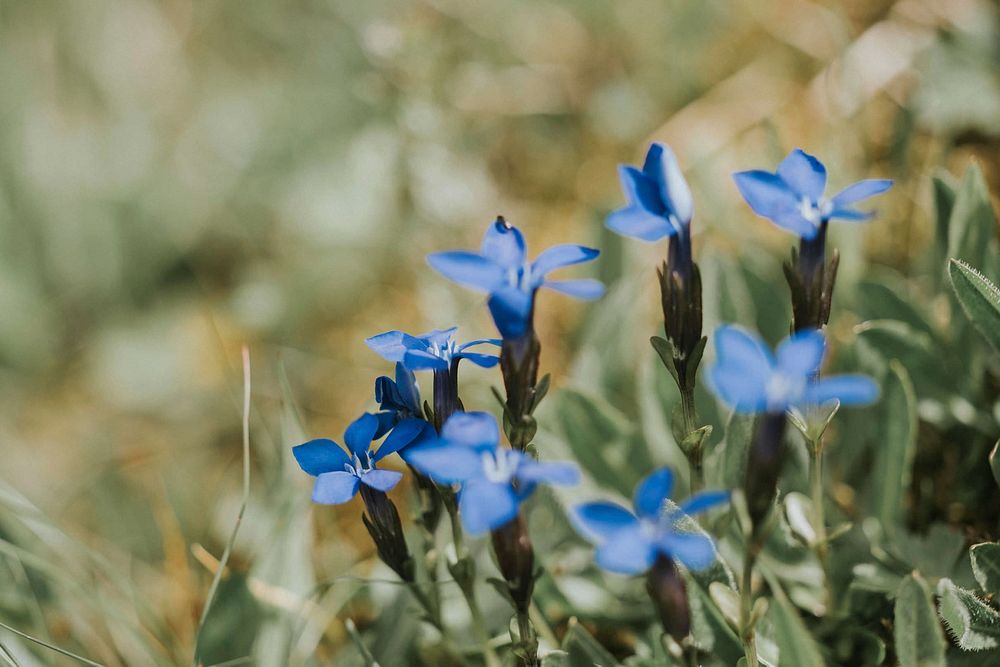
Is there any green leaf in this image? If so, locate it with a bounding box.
[932,171,958,272]
[937,578,1000,651]
[561,618,620,666]
[760,573,826,667]
[949,259,1000,353]
[970,543,1000,595]
[651,335,681,387]
[556,388,636,495]
[704,410,755,491]
[992,441,1000,492]
[870,361,917,539]
[894,573,947,667]
[946,162,997,271]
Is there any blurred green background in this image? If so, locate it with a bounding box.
[0,0,998,665]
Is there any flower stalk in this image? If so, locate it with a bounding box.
[491,513,539,667]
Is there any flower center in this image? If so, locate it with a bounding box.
[765,372,806,408]
[481,449,519,484]
[346,452,373,477]
[798,196,834,226]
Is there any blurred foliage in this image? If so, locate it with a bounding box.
[0,0,999,665]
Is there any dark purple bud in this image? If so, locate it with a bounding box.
[500,329,542,451]
[359,484,414,582]
[490,513,535,614]
[786,221,839,332]
[744,411,789,533]
[646,555,691,643]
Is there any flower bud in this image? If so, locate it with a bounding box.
[786,222,839,332]
[659,233,704,390]
[646,555,690,643]
[500,331,541,451]
[359,484,414,582]
[490,512,535,614]
[744,411,789,533]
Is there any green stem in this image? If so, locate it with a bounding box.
[739,546,759,667]
[516,610,539,667]
[809,441,834,612]
[445,499,502,667]
[680,386,703,494]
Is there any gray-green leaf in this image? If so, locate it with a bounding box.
[870,361,917,539]
[561,618,620,666]
[894,573,947,667]
[949,259,1000,353]
[937,578,1000,651]
[971,543,1000,595]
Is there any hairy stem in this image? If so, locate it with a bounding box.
[809,441,834,612]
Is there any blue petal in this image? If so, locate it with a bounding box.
[442,412,499,450]
[457,338,502,351]
[373,418,429,462]
[830,179,892,208]
[827,208,874,222]
[775,329,826,379]
[708,325,774,413]
[805,375,879,406]
[406,444,484,483]
[480,218,527,269]
[594,524,656,574]
[542,279,606,300]
[571,501,638,543]
[733,170,798,216]
[292,438,350,476]
[488,287,533,339]
[312,472,360,504]
[516,461,579,486]
[776,149,827,201]
[606,206,673,242]
[360,468,403,492]
[644,143,693,225]
[457,352,500,368]
[343,413,380,457]
[395,363,420,411]
[459,480,519,535]
[374,410,396,439]
[402,349,448,371]
[530,244,600,279]
[418,327,458,348]
[633,468,675,518]
[772,209,821,238]
[678,490,730,516]
[427,251,506,292]
[619,165,666,216]
[659,532,716,570]
[365,331,410,362]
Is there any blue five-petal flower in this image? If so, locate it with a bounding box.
[607,143,694,243]
[406,412,580,535]
[707,325,879,414]
[571,468,729,574]
[366,327,500,372]
[292,412,425,505]
[732,148,892,239]
[427,217,605,339]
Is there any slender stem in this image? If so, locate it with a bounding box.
[445,499,501,667]
[739,547,759,667]
[809,441,834,612]
[516,610,538,667]
[679,386,703,494]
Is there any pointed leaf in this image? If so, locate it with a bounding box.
[894,573,947,667]
[971,543,1000,596]
[561,618,620,666]
[937,578,1000,651]
[870,361,917,540]
[949,259,1000,353]
[946,163,996,271]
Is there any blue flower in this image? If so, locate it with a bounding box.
[406,412,579,534]
[373,362,422,438]
[732,148,892,239]
[708,325,879,414]
[293,412,426,504]
[571,468,728,574]
[366,327,500,372]
[607,143,694,242]
[427,217,605,338]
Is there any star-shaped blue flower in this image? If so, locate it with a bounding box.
[366,327,500,372]
[427,218,605,338]
[607,143,694,242]
[732,148,892,239]
[406,412,579,534]
[373,362,422,438]
[293,412,425,504]
[571,468,728,574]
[708,325,879,414]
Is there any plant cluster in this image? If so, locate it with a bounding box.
[293,144,1000,666]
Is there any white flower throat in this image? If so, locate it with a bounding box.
[798,196,834,226]
[481,449,520,484]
